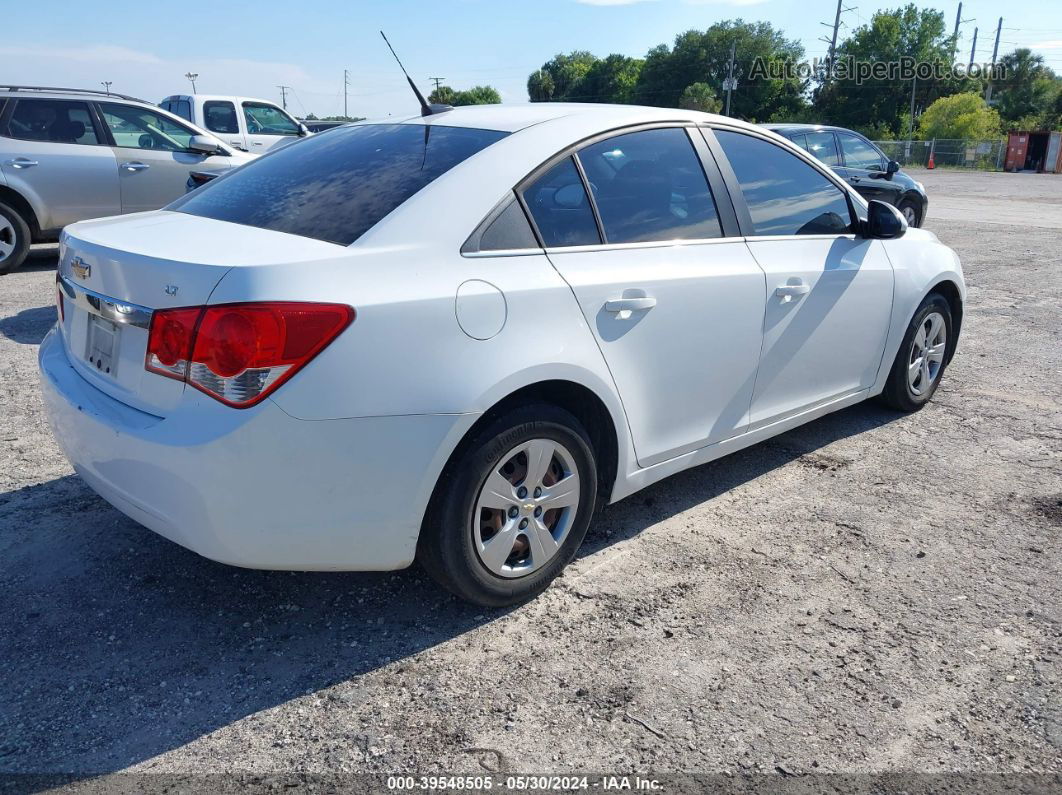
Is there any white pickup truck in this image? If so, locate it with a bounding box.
[159,94,310,153]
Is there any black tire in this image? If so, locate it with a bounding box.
[417,403,599,607]
[897,198,921,228]
[0,202,32,275]
[878,293,953,412]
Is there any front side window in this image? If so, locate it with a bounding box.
[100,102,196,151]
[170,123,508,246]
[577,128,722,244]
[522,157,601,248]
[838,133,885,171]
[4,99,99,145]
[804,132,841,166]
[715,130,853,237]
[204,101,239,134]
[242,102,299,136]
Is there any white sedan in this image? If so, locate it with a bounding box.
[39,103,964,606]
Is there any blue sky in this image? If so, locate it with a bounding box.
[4,0,1062,118]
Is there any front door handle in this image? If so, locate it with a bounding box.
[605,296,657,313]
[775,282,810,303]
[7,157,38,169]
[121,161,150,172]
[849,175,861,183]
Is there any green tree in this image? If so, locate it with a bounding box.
[454,85,501,106]
[428,85,458,106]
[528,51,599,102]
[814,5,980,136]
[994,49,1057,125]
[917,92,1001,139]
[527,69,555,102]
[678,82,722,113]
[576,54,643,103]
[635,21,808,121]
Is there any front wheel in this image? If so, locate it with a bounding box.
[878,294,952,412]
[417,404,598,607]
[898,199,920,228]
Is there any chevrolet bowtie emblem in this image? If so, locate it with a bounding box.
[71,257,91,280]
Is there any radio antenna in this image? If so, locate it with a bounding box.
[380,31,450,117]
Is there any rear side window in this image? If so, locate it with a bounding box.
[715,130,853,237]
[170,123,508,246]
[522,157,601,248]
[578,127,721,244]
[176,100,193,122]
[204,101,239,134]
[4,99,99,145]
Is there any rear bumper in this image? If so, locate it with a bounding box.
[38,328,475,570]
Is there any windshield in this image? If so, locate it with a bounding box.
[169,123,509,245]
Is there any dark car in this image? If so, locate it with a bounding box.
[299,120,348,133]
[763,124,928,227]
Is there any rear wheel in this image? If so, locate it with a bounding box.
[418,404,598,607]
[0,202,31,275]
[878,294,952,412]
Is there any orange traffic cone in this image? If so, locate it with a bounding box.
[927,151,935,169]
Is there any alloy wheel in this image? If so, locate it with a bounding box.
[908,311,947,396]
[902,205,918,226]
[472,438,580,578]
[0,217,15,262]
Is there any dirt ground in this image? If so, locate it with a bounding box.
[1,169,1059,785]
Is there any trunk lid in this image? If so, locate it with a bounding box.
[57,210,347,415]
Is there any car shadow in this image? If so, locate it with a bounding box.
[0,305,57,345]
[0,401,900,778]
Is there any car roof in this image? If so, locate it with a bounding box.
[762,123,858,135]
[376,102,761,135]
[165,94,287,105]
[0,86,149,104]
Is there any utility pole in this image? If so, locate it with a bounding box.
[908,72,917,142]
[100,81,112,96]
[185,72,198,94]
[344,69,350,118]
[968,26,978,72]
[819,0,855,80]
[277,85,291,110]
[723,41,737,116]
[429,77,446,93]
[952,2,962,61]
[985,17,1003,103]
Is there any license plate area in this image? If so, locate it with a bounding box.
[86,313,120,377]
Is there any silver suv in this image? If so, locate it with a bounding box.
[0,86,254,274]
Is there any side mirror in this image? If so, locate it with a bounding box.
[885,159,900,179]
[298,123,311,137]
[188,134,222,155]
[864,199,907,240]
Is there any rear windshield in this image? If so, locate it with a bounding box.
[169,123,508,245]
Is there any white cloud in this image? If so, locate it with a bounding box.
[0,44,163,65]
[1029,40,1062,50]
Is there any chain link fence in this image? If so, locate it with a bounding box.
[872,139,1006,171]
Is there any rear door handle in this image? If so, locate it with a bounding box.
[121,162,150,172]
[605,296,657,313]
[775,282,810,303]
[7,157,38,169]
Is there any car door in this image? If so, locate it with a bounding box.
[98,101,232,214]
[241,100,301,152]
[522,127,767,468]
[837,132,901,206]
[709,128,894,428]
[201,99,246,151]
[0,98,120,229]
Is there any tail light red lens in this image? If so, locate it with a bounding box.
[146,302,354,407]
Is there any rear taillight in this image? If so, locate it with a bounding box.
[146,302,354,407]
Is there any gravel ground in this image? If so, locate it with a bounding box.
[0,169,1059,785]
